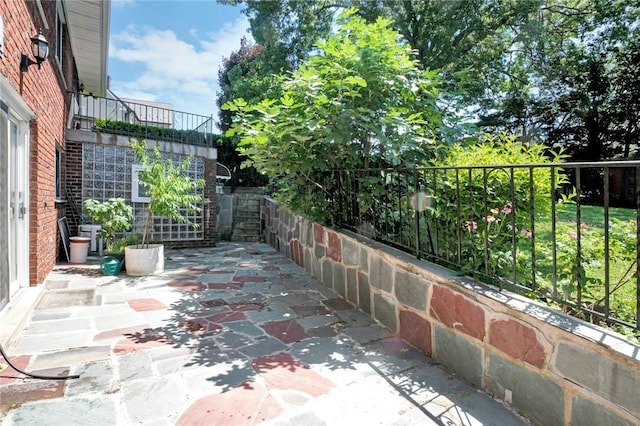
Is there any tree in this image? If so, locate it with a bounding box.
[221,0,640,162]
[130,139,205,246]
[224,11,442,220]
[216,38,275,188]
[218,0,337,71]
[217,37,264,132]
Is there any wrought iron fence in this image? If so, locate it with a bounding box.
[327,162,640,332]
[73,94,215,146]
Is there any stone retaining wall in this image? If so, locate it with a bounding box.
[262,198,640,425]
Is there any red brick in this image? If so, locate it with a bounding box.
[252,352,334,397]
[127,298,167,312]
[206,311,247,323]
[0,355,31,385]
[261,319,309,344]
[290,240,304,266]
[430,285,485,341]
[313,224,325,244]
[176,381,282,425]
[326,232,342,262]
[3,0,88,284]
[489,319,546,368]
[399,310,432,355]
[0,369,68,411]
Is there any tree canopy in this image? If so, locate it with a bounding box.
[224,11,442,218]
[217,0,640,161]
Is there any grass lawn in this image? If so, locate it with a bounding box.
[523,203,638,340]
[556,203,636,225]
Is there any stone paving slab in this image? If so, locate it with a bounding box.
[0,243,528,425]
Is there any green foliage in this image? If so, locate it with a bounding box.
[94,119,209,146]
[107,233,142,255]
[83,198,133,251]
[218,0,336,71]
[216,38,282,133]
[225,11,443,222]
[226,0,640,164]
[216,136,269,188]
[130,139,206,246]
[428,133,569,278]
[535,213,638,338]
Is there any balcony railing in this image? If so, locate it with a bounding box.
[317,162,640,335]
[72,94,215,147]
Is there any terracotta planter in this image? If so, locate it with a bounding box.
[124,244,164,276]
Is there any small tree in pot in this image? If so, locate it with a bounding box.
[125,139,205,275]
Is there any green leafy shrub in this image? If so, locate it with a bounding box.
[83,198,133,252]
[94,119,209,146]
[536,217,637,338]
[428,133,570,282]
[225,10,442,223]
[108,233,142,254]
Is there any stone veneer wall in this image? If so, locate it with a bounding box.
[262,197,640,426]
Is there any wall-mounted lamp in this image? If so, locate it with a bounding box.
[20,30,49,72]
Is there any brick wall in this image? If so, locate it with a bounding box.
[65,139,83,232]
[263,197,640,426]
[65,131,217,249]
[0,0,76,284]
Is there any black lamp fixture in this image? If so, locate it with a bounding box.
[20,30,49,72]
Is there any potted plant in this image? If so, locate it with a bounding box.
[83,198,134,274]
[125,139,205,275]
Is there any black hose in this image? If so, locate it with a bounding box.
[0,340,80,380]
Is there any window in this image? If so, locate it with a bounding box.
[131,165,149,202]
[55,4,63,66]
[55,144,64,201]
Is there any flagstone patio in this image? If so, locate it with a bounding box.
[0,243,527,425]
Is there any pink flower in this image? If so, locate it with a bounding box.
[507,224,518,232]
[569,231,578,239]
[465,221,478,232]
[521,229,532,238]
[484,215,498,223]
[502,204,512,215]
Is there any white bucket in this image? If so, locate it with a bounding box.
[69,236,91,263]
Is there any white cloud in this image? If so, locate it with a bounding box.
[109,15,251,125]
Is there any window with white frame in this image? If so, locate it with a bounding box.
[131,165,150,202]
[55,3,63,67]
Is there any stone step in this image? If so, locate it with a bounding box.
[233,224,260,232]
[236,213,261,219]
[236,214,261,220]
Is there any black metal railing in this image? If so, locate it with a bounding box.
[325,162,640,333]
[73,94,215,146]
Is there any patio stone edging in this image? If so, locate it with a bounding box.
[262,197,640,426]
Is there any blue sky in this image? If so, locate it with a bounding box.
[108,0,251,126]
